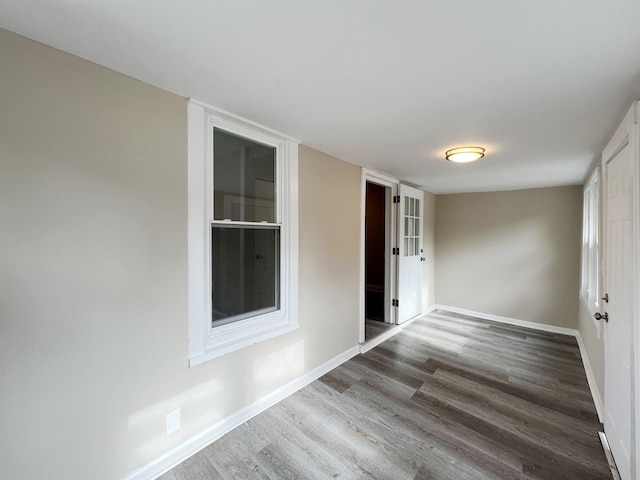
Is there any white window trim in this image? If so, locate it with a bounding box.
[581,168,600,334]
[187,99,299,367]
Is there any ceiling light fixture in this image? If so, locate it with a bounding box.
[445,146,485,163]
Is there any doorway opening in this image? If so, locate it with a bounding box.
[364,181,393,341]
[365,181,392,341]
[361,169,421,345]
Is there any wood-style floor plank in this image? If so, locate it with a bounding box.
[159,311,611,480]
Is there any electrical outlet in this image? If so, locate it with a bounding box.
[166,408,181,435]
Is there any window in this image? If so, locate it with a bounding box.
[188,100,299,366]
[403,196,420,256]
[581,169,599,317]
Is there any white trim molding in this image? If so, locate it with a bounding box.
[633,100,640,480]
[576,332,604,422]
[423,304,437,315]
[599,432,623,480]
[121,345,360,480]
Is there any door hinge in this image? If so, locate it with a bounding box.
[392,247,399,255]
[393,195,400,203]
[392,299,399,307]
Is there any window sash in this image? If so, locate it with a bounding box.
[210,223,281,327]
[212,127,277,223]
[210,126,281,329]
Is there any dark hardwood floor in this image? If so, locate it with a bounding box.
[160,310,611,480]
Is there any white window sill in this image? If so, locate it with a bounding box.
[189,320,299,367]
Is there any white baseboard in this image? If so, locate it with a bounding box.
[360,304,437,354]
[423,304,437,315]
[599,431,622,480]
[122,345,360,480]
[434,305,579,336]
[576,332,604,423]
[435,304,604,423]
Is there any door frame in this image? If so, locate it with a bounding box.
[359,168,398,343]
[601,101,640,479]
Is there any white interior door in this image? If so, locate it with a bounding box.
[397,184,423,324]
[603,139,634,480]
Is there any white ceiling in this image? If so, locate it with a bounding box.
[2,1,640,193]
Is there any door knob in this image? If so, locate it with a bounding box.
[594,312,609,323]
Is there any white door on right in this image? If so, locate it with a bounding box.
[603,139,633,480]
[397,184,423,324]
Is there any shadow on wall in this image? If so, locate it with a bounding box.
[253,340,305,396]
[125,339,306,472]
[126,378,226,462]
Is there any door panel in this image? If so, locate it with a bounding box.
[604,141,633,480]
[397,184,423,324]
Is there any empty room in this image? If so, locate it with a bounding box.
[1,2,640,479]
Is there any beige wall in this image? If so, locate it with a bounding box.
[422,191,436,309]
[0,30,361,479]
[435,186,582,329]
[298,145,361,367]
[0,27,594,479]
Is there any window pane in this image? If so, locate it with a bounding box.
[213,129,275,222]
[211,225,280,326]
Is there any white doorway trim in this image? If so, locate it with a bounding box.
[359,168,398,343]
[601,101,640,480]
[631,101,640,480]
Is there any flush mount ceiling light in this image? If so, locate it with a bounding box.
[445,146,485,163]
